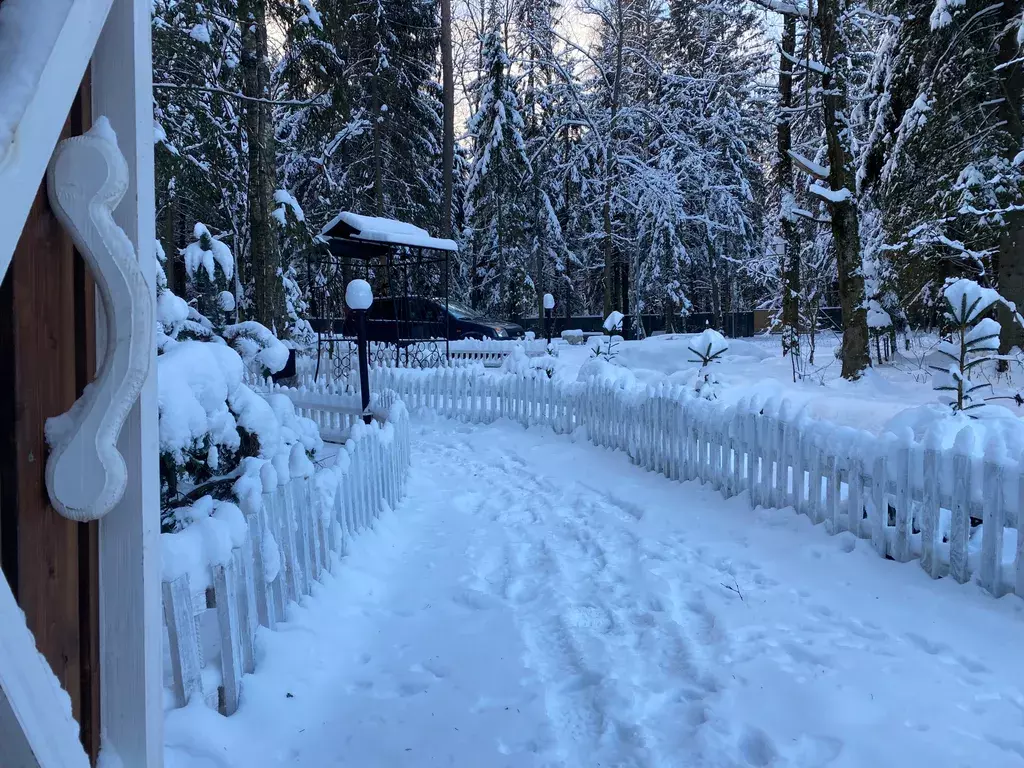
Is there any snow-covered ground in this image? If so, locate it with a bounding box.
[166,416,1024,767]
[537,332,1024,435]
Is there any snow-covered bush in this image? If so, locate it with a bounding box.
[222,321,290,378]
[931,279,1005,414]
[157,241,320,532]
[500,344,556,378]
[688,329,729,400]
[592,313,625,360]
[183,222,234,332]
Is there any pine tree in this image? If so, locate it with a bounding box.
[861,0,1024,353]
[277,0,445,230]
[183,222,236,333]
[465,16,534,316]
[516,0,572,316]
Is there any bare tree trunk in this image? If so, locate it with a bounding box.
[709,242,723,331]
[372,79,383,216]
[819,0,870,379]
[777,14,801,361]
[602,0,625,317]
[441,0,455,238]
[996,0,1024,358]
[161,192,179,294]
[240,0,283,330]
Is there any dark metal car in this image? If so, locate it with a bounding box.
[342,297,525,341]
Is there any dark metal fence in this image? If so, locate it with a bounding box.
[517,312,757,339]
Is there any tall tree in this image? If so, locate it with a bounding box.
[777,15,801,360]
[818,0,870,377]
[240,0,284,330]
[442,0,456,237]
[465,13,534,315]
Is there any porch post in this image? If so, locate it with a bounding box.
[91,0,163,764]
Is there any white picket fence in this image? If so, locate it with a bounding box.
[363,366,1024,600]
[264,339,551,392]
[448,338,549,366]
[161,399,411,716]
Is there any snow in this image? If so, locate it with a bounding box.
[516,333,1022,436]
[966,316,1001,349]
[787,149,829,179]
[345,278,373,310]
[866,299,893,329]
[297,0,323,28]
[944,278,1002,323]
[157,341,245,464]
[321,211,459,252]
[688,327,729,361]
[161,496,247,590]
[603,310,625,331]
[157,286,190,332]
[0,0,73,160]
[183,223,234,282]
[222,321,290,374]
[930,0,964,28]
[809,183,853,203]
[189,22,211,44]
[273,189,305,222]
[88,115,118,146]
[164,417,1024,767]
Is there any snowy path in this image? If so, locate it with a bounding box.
[167,418,1024,768]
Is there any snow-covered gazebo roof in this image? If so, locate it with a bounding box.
[319,212,458,254]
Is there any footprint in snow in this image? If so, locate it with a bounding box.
[739,726,779,767]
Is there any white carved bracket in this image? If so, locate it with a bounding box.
[43,120,153,522]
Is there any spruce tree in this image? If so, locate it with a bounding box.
[465,16,534,316]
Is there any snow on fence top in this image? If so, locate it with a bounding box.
[320,211,458,252]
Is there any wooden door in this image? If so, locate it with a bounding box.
[0,77,101,763]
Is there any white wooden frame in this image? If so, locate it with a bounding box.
[0,0,115,281]
[92,0,163,763]
[0,0,161,765]
[0,580,90,767]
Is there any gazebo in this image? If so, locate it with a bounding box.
[310,212,459,382]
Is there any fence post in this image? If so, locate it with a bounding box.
[214,559,242,716]
[980,437,1007,596]
[920,431,941,577]
[871,442,888,558]
[246,510,276,629]
[847,451,863,538]
[234,543,258,674]
[892,435,913,563]
[1016,471,1024,597]
[825,450,840,534]
[163,575,202,708]
[950,427,973,584]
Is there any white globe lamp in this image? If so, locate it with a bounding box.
[345,278,374,311]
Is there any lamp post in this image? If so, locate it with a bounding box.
[543,293,555,344]
[346,279,374,424]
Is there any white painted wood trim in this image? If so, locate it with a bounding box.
[91,0,163,763]
[45,124,154,522]
[0,0,115,286]
[0,573,90,768]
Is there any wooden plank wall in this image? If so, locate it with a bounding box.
[0,75,100,762]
